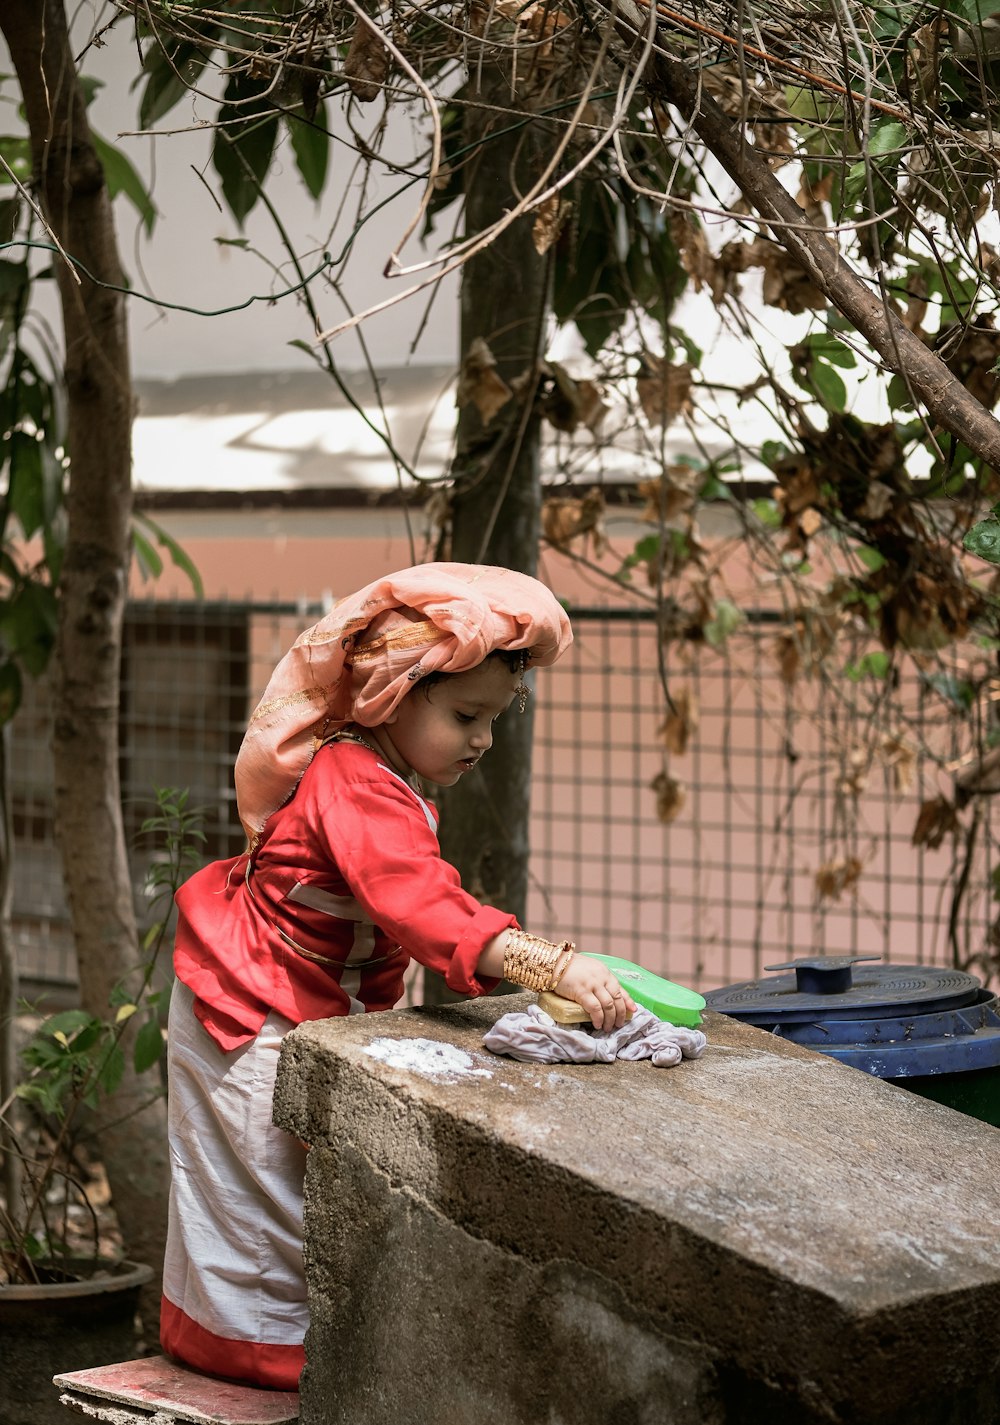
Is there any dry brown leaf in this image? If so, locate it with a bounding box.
[541,487,606,554]
[799,507,823,538]
[906,17,947,106]
[669,213,715,293]
[858,482,894,520]
[532,196,572,256]
[637,467,698,523]
[456,337,512,424]
[797,169,833,217]
[881,735,916,794]
[636,358,693,427]
[742,236,827,314]
[522,3,572,62]
[814,856,863,900]
[493,0,571,63]
[343,21,389,103]
[539,362,606,434]
[954,745,1000,801]
[772,464,826,520]
[711,240,753,304]
[837,748,869,799]
[467,0,490,35]
[659,688,699,755]
[575,378,608,433]
[775,632,801,686]
[651,770,686,824]
[911,796,961,849]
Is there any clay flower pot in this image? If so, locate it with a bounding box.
[0,1258,153,1425]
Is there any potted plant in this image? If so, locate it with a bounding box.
[0,788,205,1425]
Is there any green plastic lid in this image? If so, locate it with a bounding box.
[582,954,706,1027]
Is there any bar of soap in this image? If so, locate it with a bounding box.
[536,990,633,1025]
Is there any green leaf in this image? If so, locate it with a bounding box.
[845,650,891,681]
[134,1017,165,1074]
[704,600,745,648]
[867,120,908,156]
[131,527,163,583]
[855,545,887,571]
[804,332,856,369]
[698,472,733,502]
[960,0,1000,20]
[96,1040,125,1098]
[7,431,45,537]
[751,498,782,529]
[963,517,1000,563]
[0,257,29,301]
[0,135,31,184]
[37,1009,97,1039]
[925,672,975,710]
[843,160,867,207]
[133,512,204,597]
[810,360,848,412]
[2,580,58,675]
[886,372,913,411]
[0,196,18,241]
[760,440,790,468]
[421,101,465,238]
[212,73,279,227]
[91,130,157,234]
[136,33,218,128]
[553,181,633,355]
[286,102,329,199]
[77,75,105,108]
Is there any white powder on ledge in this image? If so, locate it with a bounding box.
[363,1036,493,1078]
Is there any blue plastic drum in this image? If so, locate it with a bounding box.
[705,956,1000,1125]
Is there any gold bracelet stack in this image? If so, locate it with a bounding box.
[503,929,576,992]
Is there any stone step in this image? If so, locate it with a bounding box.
[54,1356,299,1425]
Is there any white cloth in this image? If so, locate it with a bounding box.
[482,1002,707,1067]
[162,980,309,1351]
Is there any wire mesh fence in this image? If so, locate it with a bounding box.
[530,609,997,991]
[11,598,997,997]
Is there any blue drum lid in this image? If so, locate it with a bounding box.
[705,956,1000,1078]
[705,955,981,1024]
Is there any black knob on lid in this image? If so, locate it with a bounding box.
[763,955,882,996]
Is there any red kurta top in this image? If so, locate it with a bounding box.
[174,740,512,1049]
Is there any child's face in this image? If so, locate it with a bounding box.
[370,658,521,786]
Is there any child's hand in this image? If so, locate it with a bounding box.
[556,956,637,1031]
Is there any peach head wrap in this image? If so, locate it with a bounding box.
[235,562,573,838]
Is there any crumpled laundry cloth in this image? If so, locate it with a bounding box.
[483,1002,707,1068]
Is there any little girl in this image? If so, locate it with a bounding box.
[160,562,634,1390]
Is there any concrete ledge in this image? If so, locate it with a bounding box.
[274,993,1000,1425]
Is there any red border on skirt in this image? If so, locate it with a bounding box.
[160,1295,305,1391]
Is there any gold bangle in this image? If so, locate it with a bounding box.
[503,929,566,993]
[548,944,576,991]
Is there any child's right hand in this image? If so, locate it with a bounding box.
[556,955,636,1031]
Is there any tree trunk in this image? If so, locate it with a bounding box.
[429,70,552,1000]
[2,0,168,1327]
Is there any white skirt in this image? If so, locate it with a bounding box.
[160,980,308,1389]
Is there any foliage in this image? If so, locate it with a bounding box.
[58,1,1000,971]
[0,788,205,1284]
